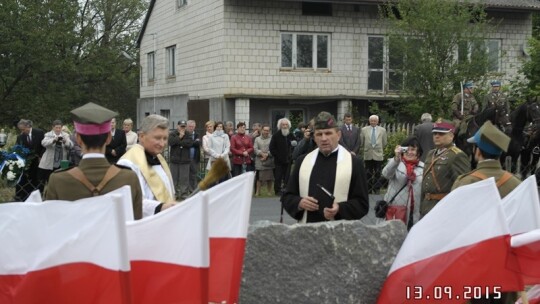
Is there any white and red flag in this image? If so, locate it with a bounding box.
[501,175,540,235]
[510,229,540,285]
[516,284,540,304]
[205,172,255,304]
[0,195,131,304]
[377,178,523,303]
[126,192,210,304]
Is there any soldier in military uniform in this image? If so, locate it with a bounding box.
[451,82,479,137]
[482,80,510,113]
[420,121,470,217]
[44,102,143,220]
[452,121,520,304]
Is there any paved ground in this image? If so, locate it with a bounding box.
[249,194,384,226]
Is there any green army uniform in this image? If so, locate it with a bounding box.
[451,92,479,135]
[421,145,470,217]
[452,160,520,197]
[482,91,510,113]
[43,102,143,220]
[451,120,519,304]
[45,158,143,219]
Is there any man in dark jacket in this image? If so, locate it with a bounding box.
[105,118,127,164]
[168,120,194,199]
[269,117,297,195]
[16,119,45,200]
[186,120,201,194]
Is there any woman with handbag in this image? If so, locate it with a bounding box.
[379,137,424,228]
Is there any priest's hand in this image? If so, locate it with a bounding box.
[323,203,339,220]
[298,196,318,212]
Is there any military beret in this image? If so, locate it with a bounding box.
[313,111,338,130]
[467,121,510,155]
[71,102,117,135]
[432,121,455,134]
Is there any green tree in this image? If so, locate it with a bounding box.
[0,0,144,128]
[517,13,540,99]
[381,0,494,120]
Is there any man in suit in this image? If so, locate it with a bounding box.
[16,119,45,200]
[413,113,435,162]
[360,115,387,193]
[105,117,127,164]
[186,120,201,195]
[339,113,360,156]
[44,102,143,220]
[451,120,520,304]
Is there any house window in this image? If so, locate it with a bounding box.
[367,36,402,92]
[177,0,187,8]
[160,109,170,120]
[302,3,332,16]
[458,39,501,72]
[147,52,155,81]
[166,45,176,77]
[281,33,330,70]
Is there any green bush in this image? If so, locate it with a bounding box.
[384,130,409,161]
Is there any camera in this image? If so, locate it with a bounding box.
[57,136,63,141]
[400,146,408,153]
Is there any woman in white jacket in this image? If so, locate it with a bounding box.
[38,120,73,184]
[206,122,231,176]
[381,137,424,228]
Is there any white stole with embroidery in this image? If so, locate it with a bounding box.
[298,145,352,223]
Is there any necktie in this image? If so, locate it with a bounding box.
[371,127,376,147]
[27,134,32,145]
[348,125,351,132]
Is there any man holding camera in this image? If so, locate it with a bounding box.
[168,120,194,200]
[282,111,369,223]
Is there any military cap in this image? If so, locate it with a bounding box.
[463,82,475,89]
[432,120,455,134]
[71,102,117,135]
[490,80,501,87]
[313,111,338,130]
[178,120,187,126]
[467,121,510,155]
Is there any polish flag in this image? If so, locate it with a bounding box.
[205,172,255,304]
[501,175,540,235]
[126,192,209,304]
[377,178,523,303]
[511,229,540,285]
[0,195,131,304]
[516,285,540,304]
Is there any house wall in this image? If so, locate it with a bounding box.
[139,0,227,101]
[487,11,531,81]
[138,0,533,115]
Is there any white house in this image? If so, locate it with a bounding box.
[137,0,540,129]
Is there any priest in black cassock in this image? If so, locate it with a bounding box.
[281,111,369,223]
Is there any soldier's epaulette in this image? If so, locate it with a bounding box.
[114,164,133,171]
[449,146,464,154]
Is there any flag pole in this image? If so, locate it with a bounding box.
[460,81,464,116]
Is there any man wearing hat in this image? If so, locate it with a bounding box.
[451,82,479,137]
[452,121,520,303]
[482,80,510,113]
[281,111,369,223]
[117,114,177,217]
[168,120,194,200]
[420,120,470,217]
[44,102,143,220]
